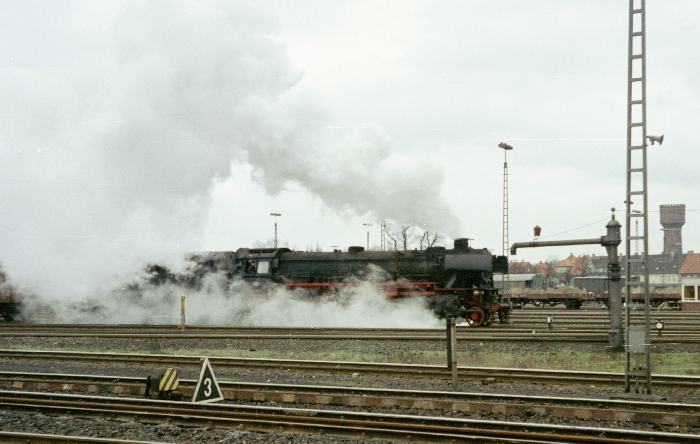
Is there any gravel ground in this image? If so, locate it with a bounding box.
[4,335,700,355]
[1,335,699,441]
[240,398,699,434]
[0,409,397,443]
[1,334,699,402]
[2,356,698,402]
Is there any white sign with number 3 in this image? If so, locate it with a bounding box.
[192,358,223,403]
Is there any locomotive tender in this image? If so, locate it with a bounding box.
[192,238,511,326]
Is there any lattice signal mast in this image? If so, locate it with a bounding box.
[623,0,656,395]
[498,142,513,293]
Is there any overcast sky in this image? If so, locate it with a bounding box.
[0,1,698,297]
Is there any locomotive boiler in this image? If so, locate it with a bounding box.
[190,238,511,326]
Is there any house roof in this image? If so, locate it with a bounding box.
[533,261,553,276]
[584,253,686,276]
[510,261,535,274]
[589,256,609,269]
[680,253,700,274]
[555,254,590,276]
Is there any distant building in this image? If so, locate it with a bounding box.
[494,273,543,290]
[660,204,685,259]
[632,253,684,286]
[581,253,684,287]
[533,261,554,285]
[509,260,535,274]
[587,255,608,275]
[554,254,590,285]
[680,252,700,311]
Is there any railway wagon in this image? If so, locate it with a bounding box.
[509,291,680,310]
[191,238,511,326]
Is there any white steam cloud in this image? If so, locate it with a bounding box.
[0,1,458,311]
[19,273,441,328]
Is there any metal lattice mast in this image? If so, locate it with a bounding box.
[498,142,513,293]
[623,0,651,394]
[380,221,386,251]
[269,212,281,249]
[502,159,509,285]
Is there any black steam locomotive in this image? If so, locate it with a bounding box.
[189,238,511,326]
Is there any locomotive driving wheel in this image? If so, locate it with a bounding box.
[466,307,485,327]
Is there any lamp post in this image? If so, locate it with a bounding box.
[269,212,281,248]
[498,142,513,294]
[362,223,373,250]
[632,210,642,255]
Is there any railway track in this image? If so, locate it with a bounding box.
[2,349,700,387]
[1,389,697,443]
[2,370,699,430]
[511,310,700,318]
[0,431,156,443]
[2,324,700,343]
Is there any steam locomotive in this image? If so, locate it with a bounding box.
[189,238,511,326]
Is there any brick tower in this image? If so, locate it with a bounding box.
[659,204,685,258]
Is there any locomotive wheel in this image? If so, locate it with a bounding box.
[564,300,582,310]
[497,308,512,324]
[466,307,485,327]
[483,310,492,326]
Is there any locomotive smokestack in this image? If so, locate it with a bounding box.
[453,238,470,250]
[659,204,685,258]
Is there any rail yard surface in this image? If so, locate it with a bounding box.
[2,309,700,442]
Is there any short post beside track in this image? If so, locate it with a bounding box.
[180,295,186,331]
[446,318,457,385]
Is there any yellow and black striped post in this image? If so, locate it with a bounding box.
[158,368,179,392]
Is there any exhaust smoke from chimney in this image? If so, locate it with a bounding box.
[0,2,459,302]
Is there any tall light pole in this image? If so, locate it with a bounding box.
[632,210,642,255]
[362,223,372,250]
[269,212,281,248]
[498,142,513,294]
[379,223,386,251]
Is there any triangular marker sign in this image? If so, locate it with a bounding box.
[192,358,223,403]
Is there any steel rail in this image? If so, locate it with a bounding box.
[2,349,699,387]
[0,431,159,444]
[6,319,700,329]
[2,328,699,343]
[2,332,700,344]
[1,390,697,443]
[0,331,613,342]
[2,371,699,429]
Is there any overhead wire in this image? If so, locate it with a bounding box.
[535,207,697,241]
[537,218,609,240]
